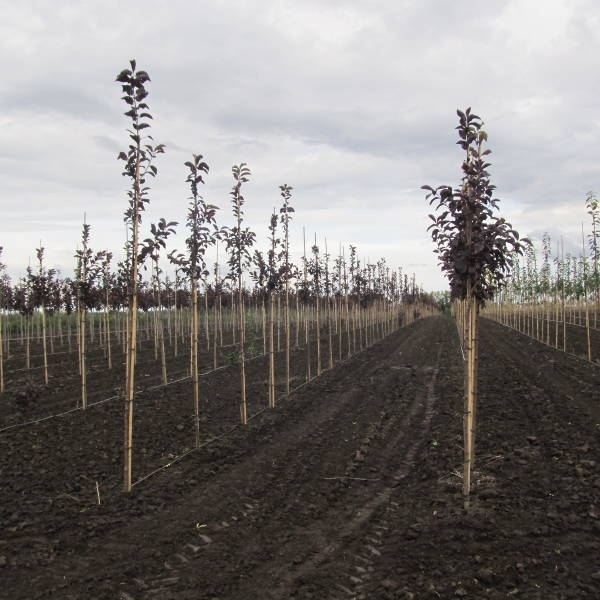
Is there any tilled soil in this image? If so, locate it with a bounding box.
[1,315,600,599]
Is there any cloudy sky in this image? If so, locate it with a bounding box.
[2,0,599,291]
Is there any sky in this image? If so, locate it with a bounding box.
[1,0,599,291]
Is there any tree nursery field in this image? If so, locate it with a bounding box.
[3,64,600,600]
[1,314,600,599]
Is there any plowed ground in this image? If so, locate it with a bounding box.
[1,315,600,599]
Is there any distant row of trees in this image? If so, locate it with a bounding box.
[501,191,600,303]
[0,245,428,316]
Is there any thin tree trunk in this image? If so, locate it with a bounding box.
[218,291,223,348]
[204,288,210,353]
[49,319,55,355]
[213,292,219,370]
[124,287,137,492]
[462,296,475,509]
[285,283,290,395]
[80,304,87,409]
[77,302,82,376]
[105,289,112,370]
[315,295,321,376]
[327,295,333,369]
[155,266,167,386]
[0,312,4,393]
[123,155,142,494]
[277,293,281,352]
[305,303,311,381]
[262,296,267,356]
[269,291,275,408]
[191,278,200,447]
[153,305,159,361]
[345,294,350,359]
[173,284,179,358]
[295,292,300,348]
[337,297,342,362]
[41,306,48,385]
[239,284,247,424]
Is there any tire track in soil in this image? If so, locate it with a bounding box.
[268,344,443,600]
[22,317,450,600]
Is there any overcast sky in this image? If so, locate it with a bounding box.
[2,0,599,291]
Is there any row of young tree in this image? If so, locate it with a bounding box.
[0,231,429,391]
[482,191,600,360]
[0,242,426,316]
[0,60,437,492]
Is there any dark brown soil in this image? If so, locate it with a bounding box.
[1,315,600,599]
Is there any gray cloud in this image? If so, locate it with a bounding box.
[1,0,599,290]
[1,85,113,123]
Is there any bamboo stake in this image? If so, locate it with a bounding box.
[337,297,342,362]
[261,295,266,356]
[191,276,200,446]
[277,293,281,352]
[582,224,592,361]
[41,307,48,385]
[0,311,4,393]
[470,298,479,467]
[239,283,247,425]
[155,263,167,386]
[303,228,310,381]
[123,142,142,493]
[173,275,179,358]
[213,295,219,370]
[153,304,159,361]
[204,286,210,353]
[218,285,223,348]
[295,290,300,349]
[561,238,566,352]
[269,291,275,408]
[285,287,290,396]
[315,236,321,377]
[325,239,333,370]
[80,302,87,408]
[105,285,112,369]
[462,298,473,508]
[214,250,220,370]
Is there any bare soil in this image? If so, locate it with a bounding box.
[1,315,600,599]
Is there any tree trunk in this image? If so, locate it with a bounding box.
[80,305,87,408]
[285,284,290,395]
[191,277,200,447]
[105,288,112,370]
[315,295,321,376]
[123,158,141,493]
[269,292,275,408]
[463,291,480,510]
[41,306,48,385]
[239,284,247,424]
[0,312,4,393]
